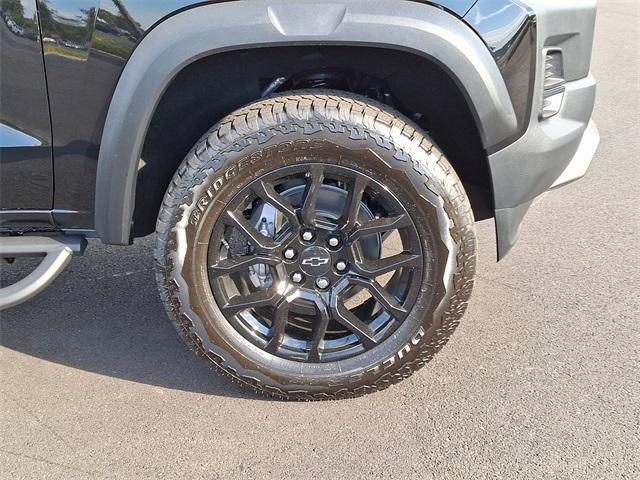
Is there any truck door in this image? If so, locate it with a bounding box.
[0,0,53,215]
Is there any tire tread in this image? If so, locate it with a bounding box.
[155,90,476,401]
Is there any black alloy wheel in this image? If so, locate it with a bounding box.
[207,163,423,363]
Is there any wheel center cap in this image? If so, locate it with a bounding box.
[299,246,332,276]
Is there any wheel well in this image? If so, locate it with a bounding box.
[134,45,493,237]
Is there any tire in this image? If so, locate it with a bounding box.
[155,91,476,400]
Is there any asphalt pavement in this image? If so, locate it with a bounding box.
[1,1,638,478]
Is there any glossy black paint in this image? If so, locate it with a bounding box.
[464,0,536,150]
[419,0,477,16]
[37,0,126,228]
[0,0,53,212]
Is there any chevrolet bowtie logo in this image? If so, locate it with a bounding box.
[301,257,330,267]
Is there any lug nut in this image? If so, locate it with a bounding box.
[283,248,296,260]
[301,230,314,242]
[335,260,348,272]
[327,236,340,248]
[315,277,330,289]
[291,272,304,284]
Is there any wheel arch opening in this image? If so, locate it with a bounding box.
[134,45,493,237]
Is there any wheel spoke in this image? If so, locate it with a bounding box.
[349,214,412,241]
[307,301,331,362]
[265,300,290,353]
[348,277,408,320]
[354,253,421,278]
[331,301,378,349]
[341,176,368,232]
[221,288,282,316]
[300,165,324,226]
[224,210,279,253]
[209,255,280,276]
[251,180,300,230]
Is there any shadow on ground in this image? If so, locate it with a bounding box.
[0,238,261,399]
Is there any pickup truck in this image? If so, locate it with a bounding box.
[0,0,599,400]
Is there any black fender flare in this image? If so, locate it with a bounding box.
[96,0,517,244]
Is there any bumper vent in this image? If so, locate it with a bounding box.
[541,50,566,119]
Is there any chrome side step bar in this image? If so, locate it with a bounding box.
[0,236,86,310]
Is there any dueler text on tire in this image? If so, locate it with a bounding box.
[155,91,476,400]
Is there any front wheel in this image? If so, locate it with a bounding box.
[155,91,476,400]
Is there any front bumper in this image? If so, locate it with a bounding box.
[490,74,599,259]
[487,0,599,259]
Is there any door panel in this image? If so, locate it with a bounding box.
[0,0,53,210]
